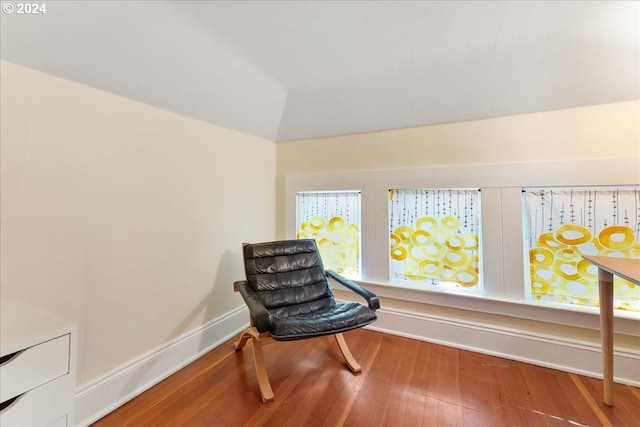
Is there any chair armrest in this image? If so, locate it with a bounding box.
[326,270,380,311]
[233,280,272,333]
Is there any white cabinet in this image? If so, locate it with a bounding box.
[1,296,78,427]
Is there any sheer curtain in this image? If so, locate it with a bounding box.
[296,191,361,278]
[524,187,640,311]
[389,189,482,291]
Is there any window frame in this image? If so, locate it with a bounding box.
[284,157,640,335]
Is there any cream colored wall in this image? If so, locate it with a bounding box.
[277,100,640,238]
[0,61,276,387]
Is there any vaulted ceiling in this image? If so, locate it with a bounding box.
[1,1,638,141]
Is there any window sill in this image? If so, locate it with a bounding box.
[344,278,640,336]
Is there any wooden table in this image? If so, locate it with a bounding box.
[582,255,640,406]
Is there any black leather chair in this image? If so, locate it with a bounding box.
[233,239,379,402]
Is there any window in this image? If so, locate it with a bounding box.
[286,157,639,327]
[389,188,482,291]
[523,187,640,312]
[296,191,361,278]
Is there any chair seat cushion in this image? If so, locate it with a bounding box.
[269,302,377,341]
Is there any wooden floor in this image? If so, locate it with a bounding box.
[92,329,640,427]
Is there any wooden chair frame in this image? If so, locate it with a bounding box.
[233,285,363,403]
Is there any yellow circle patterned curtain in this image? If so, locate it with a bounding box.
[389,189,482,291]
[296,191,361,278]
[524,187,640,311]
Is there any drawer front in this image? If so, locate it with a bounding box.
[0,374,72,427]
[0,334,70,403]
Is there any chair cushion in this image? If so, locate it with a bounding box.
[244,240,324,290]
[243,239,334,311]
[269,302,377,341]
[241,239,377,340]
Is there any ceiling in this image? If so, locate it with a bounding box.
[1,1,638,142]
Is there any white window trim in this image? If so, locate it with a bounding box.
[285,157,640,335]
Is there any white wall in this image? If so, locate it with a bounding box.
[0,61,276,388]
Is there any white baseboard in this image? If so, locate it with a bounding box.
[368,307,640,387]
[75,304,639,426]
[74,306,249,427]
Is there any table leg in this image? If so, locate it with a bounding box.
[598,268,614,407]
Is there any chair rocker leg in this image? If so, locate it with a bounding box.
[234,327,275,403]
[233,327,253,351]
[334,333,362,373]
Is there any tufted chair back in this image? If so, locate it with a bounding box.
[243,239,335,318]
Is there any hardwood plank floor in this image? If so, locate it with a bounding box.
[91,329,640,427]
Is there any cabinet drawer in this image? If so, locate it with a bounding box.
[0,334,70,403]
[0,374,72,427]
